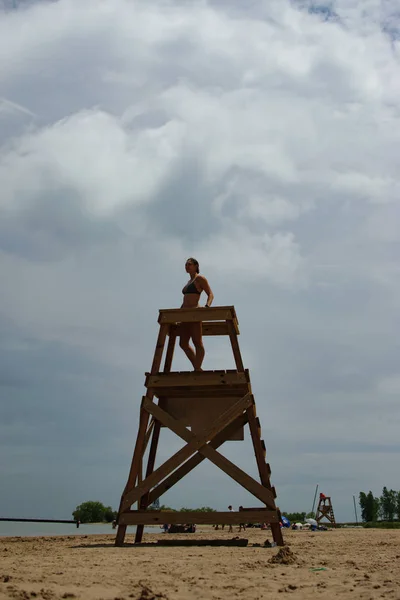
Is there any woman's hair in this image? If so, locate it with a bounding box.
[186,257,199,273]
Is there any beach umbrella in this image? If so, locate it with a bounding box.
[306,518,317,527]
[281,516,291,527]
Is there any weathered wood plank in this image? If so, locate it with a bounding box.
[151,386,250,399]
[119,509,279,526]
[197,440,276,507]
[158,306,236,324]
[227,320,245,372]
[146,370,249,388]
[246,405,277,509]
[149,324,169,374]
[120,399,150,497]
[146,369,240,375]
[143,419,155,453]
[163,324,177,368]
[159,397,245,440]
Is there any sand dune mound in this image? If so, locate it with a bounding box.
[268,545,297,565]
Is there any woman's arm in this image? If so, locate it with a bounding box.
[196,276,214,307]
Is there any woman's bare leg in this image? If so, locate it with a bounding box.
[179,322,197,369]
[191,322,205,371]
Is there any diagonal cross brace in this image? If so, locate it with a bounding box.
[121,393,253,511]
[144,398,277,510]
[146,413,248,507]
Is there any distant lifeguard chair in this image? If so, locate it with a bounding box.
[315,493,336,527]
[115,306,284,546]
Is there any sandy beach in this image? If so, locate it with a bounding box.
[1,526,399,599]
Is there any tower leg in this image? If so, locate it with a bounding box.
[134,326,177,544]
[115,402,150,546]
[115,324,169,547]
[134,420,161,543]
[227,320,244,371]
[115,524,127,546]
[270,522,284,546]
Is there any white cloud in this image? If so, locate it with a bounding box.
[238,195,302,225]
[1,109,187,216]
[198,225,306,286]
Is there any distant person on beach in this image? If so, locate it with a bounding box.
[238,506,246,532]
[180,257,214,371]
[228,505,234,533]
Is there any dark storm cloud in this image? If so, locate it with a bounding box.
[0,191,124,262]
[142,155,220,242]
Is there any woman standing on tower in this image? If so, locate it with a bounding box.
[180,257,214,371]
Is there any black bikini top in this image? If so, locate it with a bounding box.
[182,278,201,295]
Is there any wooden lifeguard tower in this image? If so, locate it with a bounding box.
[115,306,284,546]
[315,494,336,527]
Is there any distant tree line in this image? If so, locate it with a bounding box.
[72,501,217,523]
[73,492,400,526]
[72,501,117,523]
[359,487,400,522]
[283,511,315,523]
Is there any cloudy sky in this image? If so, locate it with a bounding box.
[1,0,399,526]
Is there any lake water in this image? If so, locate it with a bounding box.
[0,521,158,538]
